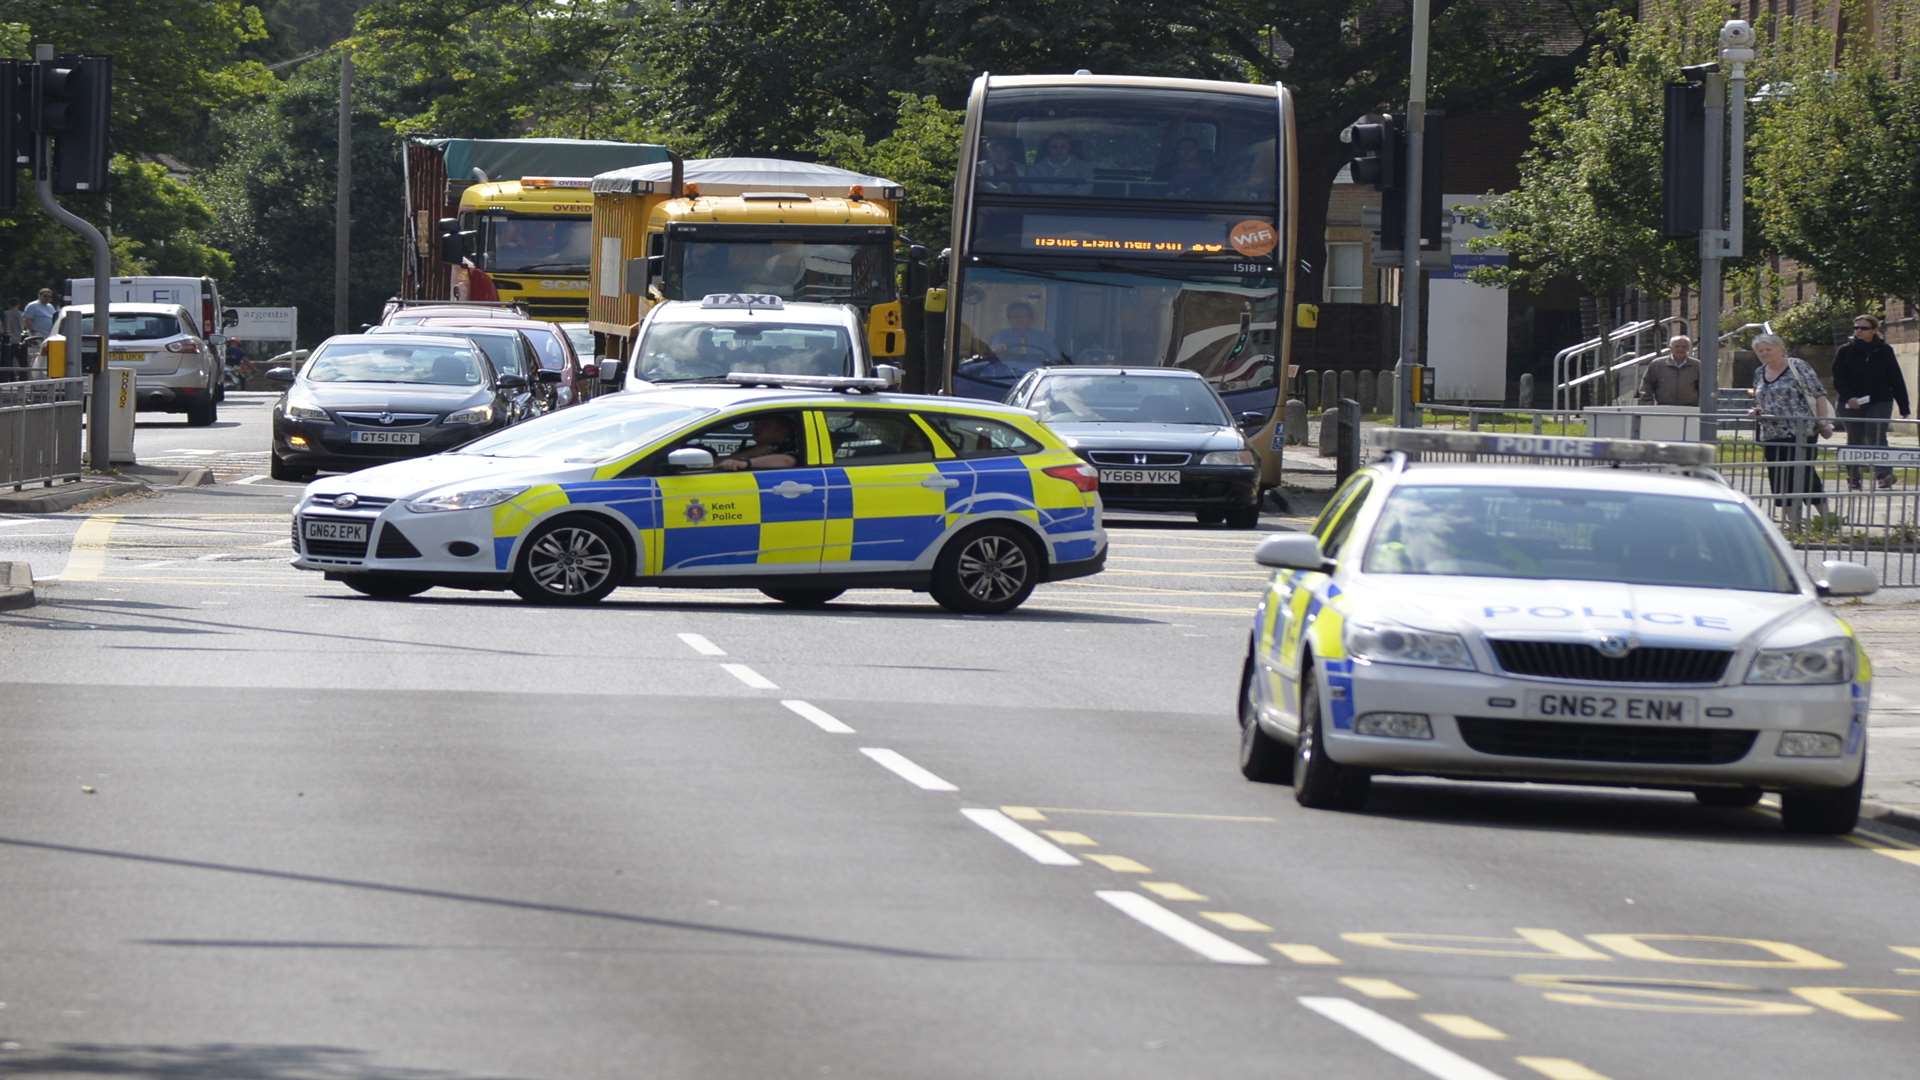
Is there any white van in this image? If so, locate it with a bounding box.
[67,276,235,396]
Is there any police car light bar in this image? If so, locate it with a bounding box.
[1370,429,1715,467]
[724,372,893,392]
[701,293,785,310]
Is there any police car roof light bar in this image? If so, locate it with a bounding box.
[1370,429,1715,467]
[724,372,892,393]
[701,293,785,310]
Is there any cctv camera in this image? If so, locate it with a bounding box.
[1720,19,1757,50]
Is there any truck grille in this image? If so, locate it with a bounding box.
[1490,641,1731,684]
[1457,717,1757,765]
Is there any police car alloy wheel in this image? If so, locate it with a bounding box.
[341,575,432,599]
[761,587,846,609]
[933,524,1039,614]
[1238,651,1292,782]
[512,517,623,604]
[1779,756,1865,835]
[1293,676,1370,810]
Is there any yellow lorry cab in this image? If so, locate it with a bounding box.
[453,177,598,321]
[587,158,922,374]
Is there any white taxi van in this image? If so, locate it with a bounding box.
[1239,430,1877,834]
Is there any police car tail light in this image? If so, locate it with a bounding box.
[1776,732,1844,758]
[1745,637,1851,685]
[1345,621,1475,671]
[1043,463,1099,493]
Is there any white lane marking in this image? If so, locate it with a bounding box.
[1095,891,1269,965]
[678,632,727,656]
[859,748,957,792]
[0,519,40,528]
[719,662,776,689]
[961,808,1080,866]
[1299,997,1509,1080]
[233,474,271,485]
[262,538,293,547]
[782,699,853,734]
[195,553,236,562]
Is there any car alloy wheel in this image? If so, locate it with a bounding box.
[527,525,615,597]
[956,533,1029,603]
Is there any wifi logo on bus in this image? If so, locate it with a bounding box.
[1229,220,1278,258]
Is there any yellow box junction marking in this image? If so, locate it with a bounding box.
[1894,945,1920,974]
[999,806,1047,822]
[1270,943,1342,965]
[1421,1014,1507,1041]
[1516,1057,1611,1080]
[1038,830,1098,847]
[1200,912,1272,933]
[1791,986,1920,1021]
[1140,882,1207,902]
[1084,854,1151,874]
[62,514,123,582]
[1339,977,1418,1000]
[1342,929,1610,961]
[1585,933,1842,970]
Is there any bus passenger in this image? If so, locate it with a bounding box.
[1026,135,1093,195]
[988,302,1065,369]
[1164,138,1213,198]
[977,138,1026,193]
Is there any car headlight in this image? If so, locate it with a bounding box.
[445,404,494,425]
[1200,449,1256,466]
[406,487,527,514]
[1745,637,1853,685]
[1346,621,1475,670]
[283,389,327,421]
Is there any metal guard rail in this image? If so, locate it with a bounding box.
[1,376,89,491]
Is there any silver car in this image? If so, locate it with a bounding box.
[48,303,222,426]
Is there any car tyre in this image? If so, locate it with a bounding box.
[760,586,845,608]
[1196,508,1226,525]
[340,575,431,599]
[1293,671,1370,810]
[1238,650,1292,783]
[186,396,217,427]
[931,523,1040,614]
[1693,786,1763,808]
[1225,502,1261,529]
[511,515,624,605]
[270,454,312,482]
[1780,761,1864,835]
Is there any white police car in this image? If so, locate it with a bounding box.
[623,294,889,392]
[1239,430,1878,834]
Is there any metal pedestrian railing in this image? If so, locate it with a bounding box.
[0,376,87,491]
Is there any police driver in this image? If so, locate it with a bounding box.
[719,413,802,471]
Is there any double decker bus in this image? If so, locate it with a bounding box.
[941,74,1297,486]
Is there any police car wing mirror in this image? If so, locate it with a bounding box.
[1254,532,1331,572]
[667,447,716,472]
[265,367,295,384]
[1815,560,1878,598]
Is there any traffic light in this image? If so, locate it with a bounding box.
[1343,115,1400,191]
[30,55,111,195]
[1663,80,1706,238]
[1417,110,1445,249]
[0,60,33,211]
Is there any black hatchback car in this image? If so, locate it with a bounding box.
[268,333,547,481]
[1006,367,1262,527]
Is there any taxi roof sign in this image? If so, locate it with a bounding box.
[1370,429,1715,468]
[701,293,785,310]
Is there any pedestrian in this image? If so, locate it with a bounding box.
[1636,334,1701,406]
[1831,314,1910,490]
[22,288,58,340]
[1749,332,1832,514]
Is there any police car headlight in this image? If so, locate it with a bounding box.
[406,487,526,513]
[1746,637,1852,685]
[445,404,494,426]
[1200,450,1256,466]
[1346,621,1475,671]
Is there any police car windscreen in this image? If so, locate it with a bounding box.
[306,343,486,387]
[454,400,712,462]
[1361,486,1796,593]
[1031,373,1230,426]
[636,324,854,383]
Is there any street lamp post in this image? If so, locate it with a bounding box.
[1699,19,1756,443]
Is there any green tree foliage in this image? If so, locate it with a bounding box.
[1467,4,1715,306]
[1751,0,1920,311]
[814,94,964,252]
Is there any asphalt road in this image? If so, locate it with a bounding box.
[4,403,1920,1079]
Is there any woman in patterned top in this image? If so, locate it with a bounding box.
[1749,332,1832,512]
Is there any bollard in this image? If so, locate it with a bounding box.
[1518,372,1534,410]
[1317,407,1339,458]
[1354,370,1375,414]
[1319,370,1338,418]
[1336,398,1362,481]
[1301,370,1319,412]
[1338,369,1358,409]
[1284,398,1307,445]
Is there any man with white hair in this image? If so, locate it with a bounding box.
[1637,334,1701,406]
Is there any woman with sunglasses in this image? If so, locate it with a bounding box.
[1831,314,1910,490]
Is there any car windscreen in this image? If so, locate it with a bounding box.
[1029,373,1230,425]
[78,314,182,340]
[452,401,713,462]
[1360,485,1798,593]
[304,343,486,386]
[633,323,854,383]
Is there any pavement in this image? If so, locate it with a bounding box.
[4,400,1920,1079]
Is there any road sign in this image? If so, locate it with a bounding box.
[230,306,298,342]
[1835,447,1920,466]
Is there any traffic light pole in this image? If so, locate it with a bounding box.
[1394,0,1431,428]
[31,44,112,471]
[1696,69,1726,446]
